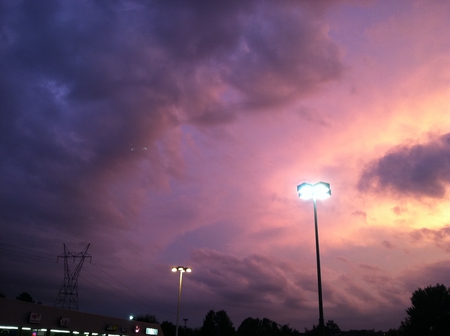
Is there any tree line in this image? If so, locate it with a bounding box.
[135,283,450,336]
[4,283,449,335]
[135,311,302,336]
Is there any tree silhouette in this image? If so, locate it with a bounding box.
[201,310,235,336]
[237,317,260,336]
[135,314,160,324]
[325,320,341,336]
[237,317,299,336]
[161,321,177,336]
[305,320,340,335]
[400,283,450,336]
[16,292,35,303]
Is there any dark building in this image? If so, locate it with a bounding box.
[0,299,163,336]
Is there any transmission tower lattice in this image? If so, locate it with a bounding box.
[54,243,92,310]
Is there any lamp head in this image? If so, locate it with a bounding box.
[297,181,331,200]
[172,266,192,273]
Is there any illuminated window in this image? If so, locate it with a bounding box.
[146,328,158,335]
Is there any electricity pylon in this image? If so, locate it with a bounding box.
[54,243,92,310]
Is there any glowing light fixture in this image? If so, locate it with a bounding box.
[297,182,331,200]
[172,266,191,273]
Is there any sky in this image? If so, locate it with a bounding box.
[1,0,450,332]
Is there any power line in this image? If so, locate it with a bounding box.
[0,242,174,321]
[0,242,56,260]
[89,262,174,318]
[0,242,56,256]
[80,267,173,320]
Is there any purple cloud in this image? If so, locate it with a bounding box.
[358,134,450,198]
[0,0,343,239]
[0,0,343,319]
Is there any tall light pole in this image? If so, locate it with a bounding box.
[172,266,192,336]
[297,181,331,336]
[183,318,188,336]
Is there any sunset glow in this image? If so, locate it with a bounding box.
[1,0,449,333]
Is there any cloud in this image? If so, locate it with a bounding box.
[187,245,411,330]
[391,205,407,215]
[358,133,450,198]
[399,259,450,295]
[381,240,395,249]
[191,248,296,302]
[409,226,450,252]
[0,0,343,240]
[352,210,367,222]
[189,248,317,324]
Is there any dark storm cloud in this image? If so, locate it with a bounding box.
[192,249,283,297]
[144,1,344,109]
[186,248,336,328]
[190,248,308,309]
[0,1,342,240]
[358,133,450,198]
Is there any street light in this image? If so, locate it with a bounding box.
[183,318,188,336]
[171,266,192,336]
[297,181,331,336]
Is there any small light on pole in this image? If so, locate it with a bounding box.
[297,181,331,336]
[172,266,192,336]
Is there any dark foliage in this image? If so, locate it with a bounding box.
[16,292,34,303]
[201,310,236,336]
[161,321,200,336]
[399,283,450,336]
[304,320,341,335]
[161,321,177,336]
[135,314,160,324]
[237,317,299,336]
[338,330,385,336]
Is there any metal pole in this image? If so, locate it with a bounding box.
[175,271,183,336]
[183,318,188,336]
[313,198,325,336]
